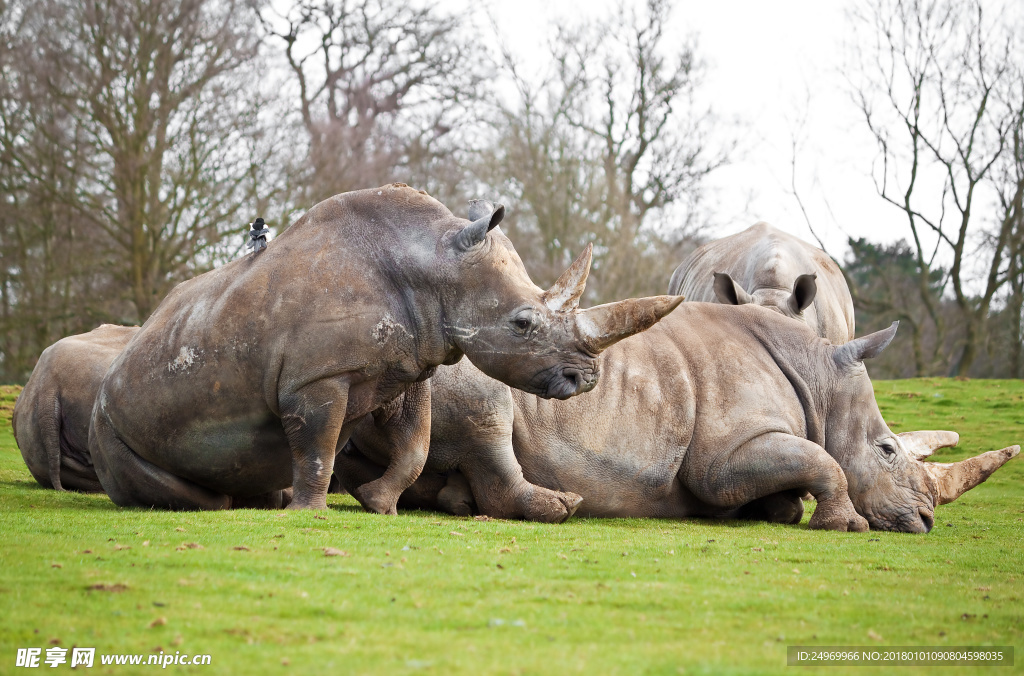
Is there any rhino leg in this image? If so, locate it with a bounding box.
[334,441,385,492]
[231,489,291,510]
[327,473,346,494]
[334,440,452,512]
[681,432,868,532]
[90,408,231,510]
[279,380,352,511]
[344,381,432,515]
[433,404,581,522]
[437,472,476,516]
[458,450,582,523]
[737,490,805,524]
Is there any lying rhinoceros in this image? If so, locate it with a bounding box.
[668,222,855,343]
[338,303,1018,531]
[14,325,139,492]
[90,185,682,512]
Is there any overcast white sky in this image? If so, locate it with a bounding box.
[475,0,913,260]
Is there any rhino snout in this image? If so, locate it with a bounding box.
[543,364,599,400]
[564,367,595,394]
[917,508,934,533]
[865,505,934,533]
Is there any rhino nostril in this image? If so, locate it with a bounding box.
[563,367,584,390]
[919,510,934,533]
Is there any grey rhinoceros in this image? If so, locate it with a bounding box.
[668,222,855,344]
[14,324,139,492]
[90,185,682,512]
[338,303,1018,531]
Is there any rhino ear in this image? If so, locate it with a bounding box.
[468,199,494,222]
[455,203,505,251]
[787,273,817,315]
[712,272,753,306]
[834,321,898,366]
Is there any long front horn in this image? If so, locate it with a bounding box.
[577,295,684,354]
[542,243,593,311]
[920,445,1019,505]
[898,430,960,460]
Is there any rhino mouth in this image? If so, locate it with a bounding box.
[550,367,597,399]
[865,507,934,533]
[528,363,599,400]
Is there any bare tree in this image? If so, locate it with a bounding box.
[260,0,487,206]
[483,0,727,302]
[994,74,1024,376]
[0,1,115,380]
[844,238,949,376]
[29,0,274,321]
[848,0,1024,375]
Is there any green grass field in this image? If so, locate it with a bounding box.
[0,379,1021,675]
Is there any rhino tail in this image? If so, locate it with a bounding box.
[41,396,64,491]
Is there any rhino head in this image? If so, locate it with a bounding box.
[823,322,1020,532]
[438,200,683,399]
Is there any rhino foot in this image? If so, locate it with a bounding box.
[286,496,329,510]
[738,491,804,524]
[231,489,291,510]
[808,495,869,532]
[351,483,399,515]
[521,487,583,524]
[438,473,475,516]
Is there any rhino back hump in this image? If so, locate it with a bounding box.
[669,223,855,343]
[96,186,456,487]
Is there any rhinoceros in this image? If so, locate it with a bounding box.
[13,325,139,492]
[338,303,1018,531]
[89,185,682,512]
[668,222,855,344]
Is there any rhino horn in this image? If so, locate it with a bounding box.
[712,272,753,306]
[787,273,818,315]
[898,430,959,460]
[577,295,684,354]
[543,243,593,312]
[455,203,505,251]
[833,321,898,366]
[920,445,1019,506]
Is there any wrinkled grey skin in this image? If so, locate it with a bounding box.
[669,222,855,344]
[341,304,1018,531]
[90,185,682,512]
[14,325,138,492]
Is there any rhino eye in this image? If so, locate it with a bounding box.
[879,441,897,457]
[510,311,536,336]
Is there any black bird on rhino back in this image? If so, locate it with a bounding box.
[90,184,682,512]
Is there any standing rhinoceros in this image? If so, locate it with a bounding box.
[14,325,139,492]
[339,303,1018,531]
[668,222,855,344]
[90,185,682,512]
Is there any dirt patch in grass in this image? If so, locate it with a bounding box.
[87,583,129,593]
